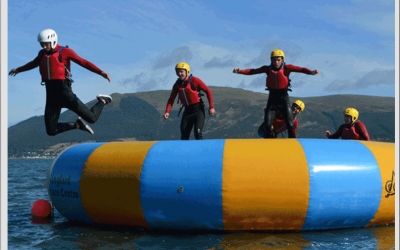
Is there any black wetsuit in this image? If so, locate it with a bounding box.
[12,44,109,136]
[44,80,105,135]
[180,102,205,140]
[263,90,295,138]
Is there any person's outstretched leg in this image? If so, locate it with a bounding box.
[67,94,113,124]
[73,94,113,134]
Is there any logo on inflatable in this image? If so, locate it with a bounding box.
[385,171,395,198]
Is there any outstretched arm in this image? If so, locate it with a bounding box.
[101,72,111,82]
[8,53,42,76]
[9,68,19,76]
[310,69,320,75]
[66,48,110,81]
[233,66,269,75]
[285,64,320,75]
[325,125,344,139]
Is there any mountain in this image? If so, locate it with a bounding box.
[8,87,395,158]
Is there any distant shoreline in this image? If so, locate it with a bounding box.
[8,157,56,160]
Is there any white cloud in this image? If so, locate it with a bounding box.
[203,57,238,68]
[153,46,193,70]
[324,69,394,92]
[315,1,394,37]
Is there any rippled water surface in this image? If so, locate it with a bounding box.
[8,158,396,249]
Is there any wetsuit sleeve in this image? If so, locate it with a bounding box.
[63,48,104,75]
[165,85,178,113]
[15,51,42,72]
[238,65,270,75]
[284,64,313,74]
[293,119,298,135]
[327,124,345,139]
[355,121,371,141]
[193,77,214,109]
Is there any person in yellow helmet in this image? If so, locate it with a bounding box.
[164,62,216,140]
[233,49,319,138]
[324,107,370,140]
[258,100,305,138]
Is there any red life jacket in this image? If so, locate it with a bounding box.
[274,116,297,134]
[341,122,362,140]
[39,46,67,81]
[266,64,289,90]
[174,75,201,106]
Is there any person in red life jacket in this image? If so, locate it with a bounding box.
[233,49,319,138]
[258,99,306,138]
[324,107,370,141]
[164,62,216,140]
[9,29,112,136]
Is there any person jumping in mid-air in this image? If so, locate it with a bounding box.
[9,28,112,136]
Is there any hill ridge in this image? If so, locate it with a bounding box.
[8,87,395,158]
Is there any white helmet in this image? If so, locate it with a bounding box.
[37,29,58,49]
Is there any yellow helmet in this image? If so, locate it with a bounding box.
[175,62,190,75]
[293,100,305,112]
[271,49,285,60]
[344,108,359,122]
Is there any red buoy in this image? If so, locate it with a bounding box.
[31,199,52,218]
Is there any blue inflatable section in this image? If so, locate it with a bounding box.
[139,140,225,230]
[299,139,381,230]
[48,143,104,223]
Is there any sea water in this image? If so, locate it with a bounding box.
[8,158,395,250]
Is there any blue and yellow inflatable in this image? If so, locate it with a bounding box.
[47,139,395,231]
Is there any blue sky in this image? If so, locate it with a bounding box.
[6,0,397,126]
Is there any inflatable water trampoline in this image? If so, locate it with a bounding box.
[47,139,395,231]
